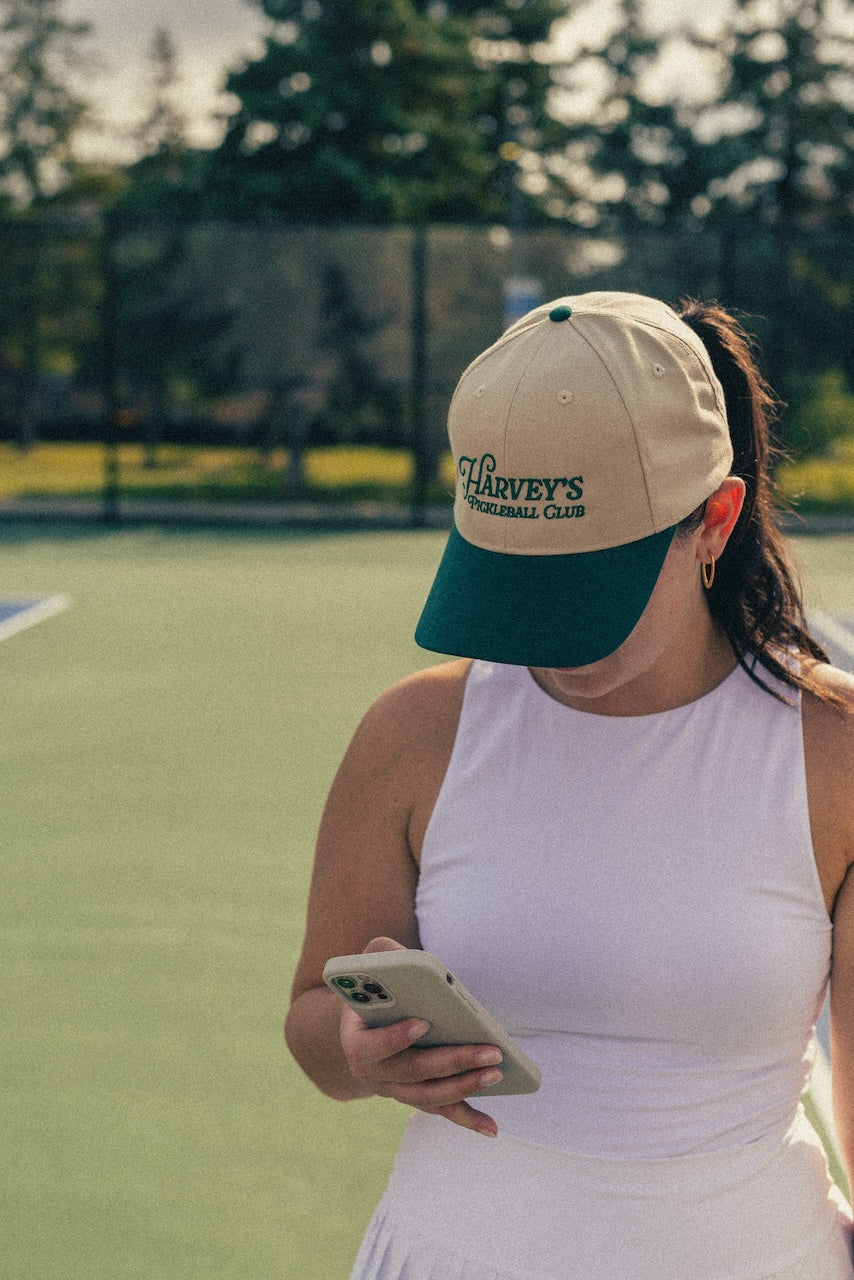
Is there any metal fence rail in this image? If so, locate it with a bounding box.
[0,217,851,523]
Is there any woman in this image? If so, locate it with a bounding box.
[286,292,854,1279]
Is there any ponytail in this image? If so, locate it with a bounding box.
[676,300,835,704]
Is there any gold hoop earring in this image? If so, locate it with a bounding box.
[701,557,715,590]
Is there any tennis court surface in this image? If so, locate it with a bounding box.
[0,593,70,641]
[0,522,851,1279]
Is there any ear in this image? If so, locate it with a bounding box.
[698,477,746,562]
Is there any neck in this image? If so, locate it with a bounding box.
[529,617,738,718]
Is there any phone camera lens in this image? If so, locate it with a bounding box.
[335,978,357,989]
[350,991,371,1003]
[363,982,384,995]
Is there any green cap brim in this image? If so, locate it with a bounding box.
[415,521,678,668]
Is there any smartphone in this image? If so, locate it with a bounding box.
[322,948,541,1096]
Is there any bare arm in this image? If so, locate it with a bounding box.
[809,666,854,1185]
[831,871,854,1181]
[285,660,504,1137]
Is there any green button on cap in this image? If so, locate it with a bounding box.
[549,305,573,322]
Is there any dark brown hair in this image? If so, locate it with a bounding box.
[675,299,834,704]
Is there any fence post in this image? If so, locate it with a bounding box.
[410,220,429,528]
[100,211,121,523]
[18,218,42,452]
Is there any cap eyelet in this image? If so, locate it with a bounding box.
[558,390,573,404]
[475,384,486,397]
[652,363,665,377]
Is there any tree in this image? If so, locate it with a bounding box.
[313,259,403,446]
[554,0,718,230]
[685,0,854,420]
[101,220,239,466]
[0,0,91,207]
[135,27,189,174]
[202,0,582,483]
[554,0,854,233]
[204,0,577,223]
[440,0,585,223]
[119,26,206,218]
[690,0,854,227]
[548,0,852,443]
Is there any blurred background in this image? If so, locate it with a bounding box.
[0,2,852,1278]
[0,0,851,524]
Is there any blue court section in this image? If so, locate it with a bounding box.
[0,595,70,641]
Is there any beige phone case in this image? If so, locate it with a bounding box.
[322,949,541,1096]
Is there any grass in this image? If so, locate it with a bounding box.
[778,439,854,514]
[0,524,850,1280]
[0,443,457,506]
[1,440,853,515]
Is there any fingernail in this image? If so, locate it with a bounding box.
[479,1069,503,1088]
[479,1123,498,1139]
[408,1019,431,1040]
[475,1049,503,1067]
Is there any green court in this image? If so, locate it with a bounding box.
[1,522,852,1279]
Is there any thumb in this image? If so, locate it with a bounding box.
[363,936,407,954]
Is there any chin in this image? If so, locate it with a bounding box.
[543,664,624,697]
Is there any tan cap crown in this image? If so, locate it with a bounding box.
[451,292,732,555]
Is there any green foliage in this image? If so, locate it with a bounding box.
[0,0,92,206]
[311,262,405,446]
[559,0,704,228]
[106,223,241,417]
[779,440,854,514]
[555,0,853,444]
[691,0,854,226]
[203,0,577,223]
[117,27,207,220]
[136,26,189,162]
[0,213,103,447]
[558,0,854,233]
[785,370,854,458]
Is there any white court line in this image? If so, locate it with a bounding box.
[811,611,854,666]
[0,594,71,642]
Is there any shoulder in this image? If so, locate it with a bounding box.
[369,657,473,723]
[802,664,854,891]
[341,658,472,779]
[326,659,473,865]
[803,662,854,740]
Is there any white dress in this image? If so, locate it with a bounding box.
[350,661,853,1279]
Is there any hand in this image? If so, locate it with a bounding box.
[338,937,502,1138]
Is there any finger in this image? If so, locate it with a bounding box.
[385,1044,502,1085]
[348,1030,503,1085]
[376,1063,504,1107]
[340,1008,432,1066]
[362,936,407,954]
[421,1100,498,1139]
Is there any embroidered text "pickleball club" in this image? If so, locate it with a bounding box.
[458,454,585,520]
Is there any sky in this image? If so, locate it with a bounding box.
[63,0,267,159]
[62,0,734,162]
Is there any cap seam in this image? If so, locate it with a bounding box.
[572,298,725,417]
[500,321,554,552]
[571,322,656,529]
[627,317,727,419]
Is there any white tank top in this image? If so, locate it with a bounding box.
[416,660,831,1158]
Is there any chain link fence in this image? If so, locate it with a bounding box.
[0,215,851,522]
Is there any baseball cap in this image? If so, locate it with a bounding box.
[415,292,733,668]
